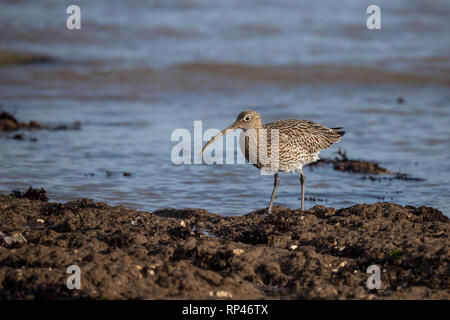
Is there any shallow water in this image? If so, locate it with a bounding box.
[1,0,449,215]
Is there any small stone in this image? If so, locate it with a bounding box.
[339,261,347,268]
[232,248,244,256]
[180,220,186,227]
[2,233,27,245]
[289,245,298,250]
[136,265,142,270]
[37,219,44,223]
[215,290,233,298]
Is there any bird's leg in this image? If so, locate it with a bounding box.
[299,169,306,211]
[268,173,279,213]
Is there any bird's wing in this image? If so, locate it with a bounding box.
[264,119,343,154]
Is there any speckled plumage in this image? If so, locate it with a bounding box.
[201,110,345,212]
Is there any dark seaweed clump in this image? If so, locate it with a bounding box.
[310,150,393,174]
[10,187,48,202]
[310,150,423,181]
[0,190,448,300]
[0,110,81,134]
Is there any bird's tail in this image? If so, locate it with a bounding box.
[331,127,345,137]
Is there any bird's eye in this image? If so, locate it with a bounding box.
[243,115,251,122]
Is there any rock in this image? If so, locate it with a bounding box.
[0,119,18,131]
[0,193,448,300]
[11,133,24,140]
[0,50,54,65]
[0,110,81,134]
[10,187,48,202]
[28,121,43,129]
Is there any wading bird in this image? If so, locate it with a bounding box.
[201,110,344,213]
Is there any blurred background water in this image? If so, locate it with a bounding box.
[0,0,449,215]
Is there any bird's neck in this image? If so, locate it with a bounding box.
[248,120,263,131]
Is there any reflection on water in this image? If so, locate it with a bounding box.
[0,0,449,215]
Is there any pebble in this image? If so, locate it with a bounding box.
[289,245,298,250]
[210,290,233,298]
[232,248,244,256]
[2,233,27,245]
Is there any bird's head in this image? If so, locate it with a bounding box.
[233,110,262,130]
[200,110,262,157]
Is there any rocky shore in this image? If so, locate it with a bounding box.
[0,111,81,141]
[0,191,448,299]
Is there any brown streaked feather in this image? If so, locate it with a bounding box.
[264,119,343,154]
[239,118,344,172]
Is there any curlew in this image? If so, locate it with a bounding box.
[200,110,345,213]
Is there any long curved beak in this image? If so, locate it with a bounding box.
[200,122,238,157]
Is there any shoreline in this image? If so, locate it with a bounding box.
[0,192,448,299]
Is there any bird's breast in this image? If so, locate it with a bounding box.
[238,129,280,172]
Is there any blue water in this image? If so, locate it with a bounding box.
[1,0,449,215]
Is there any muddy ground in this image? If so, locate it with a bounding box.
[0,191,448,300]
